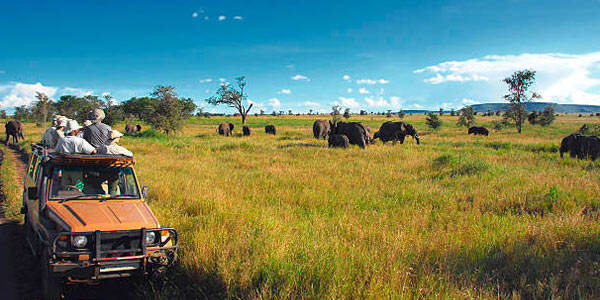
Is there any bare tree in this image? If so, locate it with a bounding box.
[206,76,253,125]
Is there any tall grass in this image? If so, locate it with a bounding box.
[5,115,600,299]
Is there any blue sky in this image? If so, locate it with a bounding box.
[1,0,599,114]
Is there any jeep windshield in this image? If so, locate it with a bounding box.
[49,166,140,201]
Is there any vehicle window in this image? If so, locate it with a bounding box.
[49,166,140,200]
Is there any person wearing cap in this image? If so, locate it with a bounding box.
[40,116,68,148]
[97,130,133,157]
[55,120,97,155]
[83,108,112,149]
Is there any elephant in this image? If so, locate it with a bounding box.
[579,135,600,161]
[5,121,25,146]
[125,124,142,134]
[265,125,276,135]
[243,126,251,136]
[559,133,582,158]
[313,120,332,140]
[328,134,349,148]
[218,122,235,136]
[373,121,420,145]
[363,125,373,144]
[468,126,489,136]
[330,121,369,148]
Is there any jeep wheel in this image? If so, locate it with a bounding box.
[41,250,64,300]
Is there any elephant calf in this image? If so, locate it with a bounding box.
[243,126,251,136]
[468,126,489,136]
[265,125,276,135]
[328,134,349,148]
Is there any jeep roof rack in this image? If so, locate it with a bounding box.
[31,143,135,167]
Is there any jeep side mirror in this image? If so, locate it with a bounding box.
[28,187,39,200]
[142,186,149,199]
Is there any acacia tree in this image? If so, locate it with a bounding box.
[503,70,541,133]
[457,106,475,127]
[33,92,52,125]
[206,76,253,125]
[147,86,195,134]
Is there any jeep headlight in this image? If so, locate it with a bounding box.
[72,235,88,248]
[145,231,156,244]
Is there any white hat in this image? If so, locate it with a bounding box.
[65,120,82,134]
[88,109,105,123]
[110,130,124,139]
[56,116,68,128]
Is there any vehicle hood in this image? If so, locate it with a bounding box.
[46,200,160,232]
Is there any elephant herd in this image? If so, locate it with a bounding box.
[217,122,277,137]
[313,120,420,149]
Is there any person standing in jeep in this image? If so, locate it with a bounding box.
[83,109,112,149]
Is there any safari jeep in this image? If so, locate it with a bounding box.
[21,143,178,299]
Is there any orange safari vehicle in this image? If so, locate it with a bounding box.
[21,143,178,300]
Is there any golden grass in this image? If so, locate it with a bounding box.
[4,115,600,299]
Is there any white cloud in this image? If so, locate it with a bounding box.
[247,99,265,109]
[415,52,600,104]
[0,82,58,108]
[389,96,403,107]
[356,78,389,85]
[192,12,199,18]
[204,16,209,21]
[347,88,353,93]
[62,87,94,96]
[343,75,351,81]
[278,89,291,95]
[218,15,226,21]
[303,101,320,107]
[199,78,212,83]
[339,97,360,108]
[219,78,226,82]
[192,9,204,18]
[269,97,281,108]
[233,16,243,20]
[358,87,370,94]
[287,64,296,69]
[291,74,310,81]
[461,98,481,105]
[364,96,388,107]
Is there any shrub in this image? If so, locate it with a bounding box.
[426,113,442,130]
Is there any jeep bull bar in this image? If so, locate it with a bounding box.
[50,227,178,262]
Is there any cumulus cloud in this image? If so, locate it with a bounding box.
[415,52,600,104]
[303,101,320,107]
[218,15,226,21]
[287,64,296,70]
[356,78,390,85]
[233,16,243,20]
[192,9,204,18]
[364,96,388,107]
[219,78,226,82]
[343,75,351,81]
[192,12,199,18]
[347,88,353,93]
[278,89,291,95]
[358,87,370,94]
[199,78,212,83]
[339,97,360,108]
[461,98,481,105]
[61,87,94,96]
[0,82,58,108]
[269,97,281,108]
[291,74,310,82]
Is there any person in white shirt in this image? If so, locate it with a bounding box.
[55,120,97,155]
[40,116,67,148]
[98,130,133,157]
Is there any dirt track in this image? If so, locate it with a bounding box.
[0,147,138,300]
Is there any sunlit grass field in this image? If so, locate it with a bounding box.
[3,114,600,299]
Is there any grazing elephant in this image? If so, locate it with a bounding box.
[468,126,489,136]
[580,135,600,161]
[560,133,582,158]
[243,126,251,136]
[125,124,142,134]
[313,120,332,140]
[363,125,373,144]
[5,121,25,146]
[331,122,369,148]
[218,123,235,136]
[373,121,420,145]
[265,125,277,135]
[328,134,349,148]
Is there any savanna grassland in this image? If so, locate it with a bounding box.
[2,114,600,299]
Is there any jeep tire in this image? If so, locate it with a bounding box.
[41,249,64,300]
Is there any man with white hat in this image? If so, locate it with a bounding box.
[97,130,133,157]
[83,108,112,149]
[40,116,68,148]
[55,120,97,155]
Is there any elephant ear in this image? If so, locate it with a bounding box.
[229,123,235,131]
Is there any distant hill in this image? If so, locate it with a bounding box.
[470,102,600,113]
